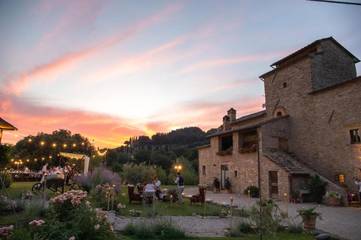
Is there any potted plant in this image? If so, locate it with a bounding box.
[325,191,342,206]
[298,207,321,231]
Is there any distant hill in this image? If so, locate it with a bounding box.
[120,127,215,151]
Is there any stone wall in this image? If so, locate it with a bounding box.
[260,155,290,201]
[198,131,259,194]
[263,45,361,191]
[311,39,357,91]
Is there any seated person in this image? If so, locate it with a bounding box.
[144,181,155,193]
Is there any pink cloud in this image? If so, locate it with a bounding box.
[3,2,183,95]
[178,51,288,75]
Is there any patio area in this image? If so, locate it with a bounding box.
[184,187,361,240]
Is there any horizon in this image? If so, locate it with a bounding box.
[1,0,360,148]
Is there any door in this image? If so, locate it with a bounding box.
[220,165,228,189]
[269,171,278,198]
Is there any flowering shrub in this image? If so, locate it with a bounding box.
[50,190,87,206]
[29,219,45,227]
[74,167,121,192]
[33,190,117,240]
[0,225,13,238]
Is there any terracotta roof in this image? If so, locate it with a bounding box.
[260,37,360,79]
[0,118,17,130]
[263,148,310,174]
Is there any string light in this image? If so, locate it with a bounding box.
[81,142,85,146]
[28,138,32,143]
[52,143,57,148]
[63,143,67,148]
[40,141,45,146]
[72,143,76,147]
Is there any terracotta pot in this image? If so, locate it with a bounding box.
[326,197,341,206]
[302,215,317,230]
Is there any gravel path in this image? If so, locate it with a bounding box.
[107,212,242,237]
[184,187,361,240]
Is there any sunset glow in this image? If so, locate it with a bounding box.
[1,0,360,147]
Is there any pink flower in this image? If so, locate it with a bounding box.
[29,219,45,227]
[0,225,14,237]
[69,236,76,240]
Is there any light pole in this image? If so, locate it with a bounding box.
[257,136,263,240]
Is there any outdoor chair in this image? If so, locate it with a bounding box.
[127,185,142,204]
[190,185,206,204]
[143,191,154,205]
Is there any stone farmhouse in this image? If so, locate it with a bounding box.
[198,37,361,201]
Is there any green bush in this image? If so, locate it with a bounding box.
[244,186,259,198]
[0,171,12,189]
[9,228,32,240]
[249,200,285,236]
[35,190,117,240]
[122,163,157,184]
[287,223,304,234]
[308,175,327,203]
[239,221,254,234]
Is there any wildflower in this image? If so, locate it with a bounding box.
[69,236,76,240]
[0,225,14,237]
[117,203,126,209]
[94,224,100,230]
[29,219,45,226]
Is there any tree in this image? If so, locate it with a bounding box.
[0,144,13,168]
[12,129,95,170]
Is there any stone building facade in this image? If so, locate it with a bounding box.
[198,37,361,201]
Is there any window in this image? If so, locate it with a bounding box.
[219,134,233,152]
[282,82,287,88]
[234,170,238,177]
[273,106,287,118]
[202,165,206,176]
[350,129,361,144]
[239,131,257,153]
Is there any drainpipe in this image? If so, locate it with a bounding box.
[257,130,263,240]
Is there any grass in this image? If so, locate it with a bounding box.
[101,185,229,217]
[119,232,313,240]
[0,181,52,225]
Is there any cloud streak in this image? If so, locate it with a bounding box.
[3,2,183,95]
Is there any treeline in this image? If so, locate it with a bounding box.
[105,127,216,178]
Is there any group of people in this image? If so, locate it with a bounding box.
[40,163,73,183]
[142,172,185,203]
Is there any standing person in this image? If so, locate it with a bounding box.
[354,178,361,201]
[153,177,162,200]
[175,172,184,203]
[40,163,48,183]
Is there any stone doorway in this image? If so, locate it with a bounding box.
[220,165,228,189]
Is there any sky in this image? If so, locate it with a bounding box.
[0,0,360,148]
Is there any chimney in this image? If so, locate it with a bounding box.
[223,115,230,130]
[227,108,236,122]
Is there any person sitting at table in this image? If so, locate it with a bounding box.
[143,179,156,204]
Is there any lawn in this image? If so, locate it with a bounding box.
[119,232,313,240]
[99,185,233,217]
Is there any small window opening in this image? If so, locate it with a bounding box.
[350,129,361,144]
[276,111,283,117]
[282,82,287,88]
[234,170,238,177]
[202,165,206,176]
